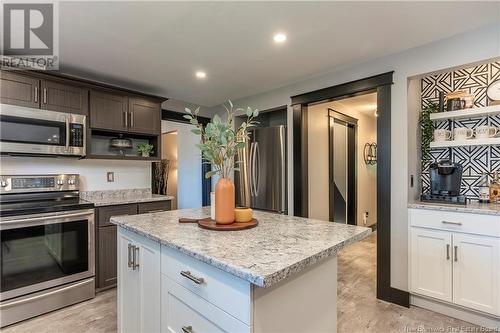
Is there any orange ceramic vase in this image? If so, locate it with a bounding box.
[215,178,235,224]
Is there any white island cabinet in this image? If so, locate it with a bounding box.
[408,205,500,329]
[112,207,371,333]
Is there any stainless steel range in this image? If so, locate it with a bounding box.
[0,174,95,327]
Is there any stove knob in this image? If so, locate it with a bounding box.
[57,179,64,186]
[0,180,8,187]
[68,179,75,185]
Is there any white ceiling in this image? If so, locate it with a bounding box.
[330,93,378,117]
[58,2,499,106]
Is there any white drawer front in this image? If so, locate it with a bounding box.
[162,276,250,333]
[161,246,251,325]
[409,209,500,237]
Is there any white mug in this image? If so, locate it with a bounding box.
[453,127,474,140]
[434,129,452,142]
[475,126,498,139]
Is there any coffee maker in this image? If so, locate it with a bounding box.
[421,159,466,204]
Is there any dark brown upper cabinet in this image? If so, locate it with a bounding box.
[41,79,89,115]
[90,90,129,132]
[0,71,40,108]
[128,96,161,135]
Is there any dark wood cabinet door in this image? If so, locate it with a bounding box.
[128,97,161,135]
[97,225,117,289]
[97,204,138,227]
[90,90,129,132]
[41,80,89,115]
[0,71,40,108]
[138,200,171,214]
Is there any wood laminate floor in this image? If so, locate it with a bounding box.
[2,233,480,333]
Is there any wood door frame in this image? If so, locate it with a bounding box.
[328,109,357,226]
[154,110,212,206]
[290,71,410,307]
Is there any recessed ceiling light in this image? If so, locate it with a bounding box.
[195,71,207,79]
[273,33,287,43]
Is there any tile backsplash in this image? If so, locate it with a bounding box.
[421,61,500,199]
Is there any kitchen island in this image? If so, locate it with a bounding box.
[111,207,371,333]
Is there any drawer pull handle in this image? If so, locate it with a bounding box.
[182,326,193,333]
[454,245,458,262]
[446,244,450,260]
[441,220,462,226]
[180,270,205,285]
[132,246,139,270]
[147,209,164,213]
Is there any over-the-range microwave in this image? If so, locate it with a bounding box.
[0,104,86,157]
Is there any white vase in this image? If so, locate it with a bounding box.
[210,192,216,220]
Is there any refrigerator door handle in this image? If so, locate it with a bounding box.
[254,142,260,196]
[249,142,255,197]
[280,126,286,213]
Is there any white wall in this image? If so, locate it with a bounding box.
[0,157,151,191]
[161,120,202,209]
[212,23,500,291]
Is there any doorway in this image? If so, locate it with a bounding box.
[329,109,357,225]
[290,72,409,307]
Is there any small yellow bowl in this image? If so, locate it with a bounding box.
[234,207,253,223]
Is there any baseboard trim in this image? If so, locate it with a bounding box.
[378,287,409,308]
[411,294,500,330]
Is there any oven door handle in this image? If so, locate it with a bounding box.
[0,211,93,227]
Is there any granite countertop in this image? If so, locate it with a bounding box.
[80,189,174,207]
[408,201,500,216]
[110,207,371,287]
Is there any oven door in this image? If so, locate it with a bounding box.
[0,209,94,301]
[0,104,86,156]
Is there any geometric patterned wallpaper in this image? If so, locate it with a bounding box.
[421,61,500,199]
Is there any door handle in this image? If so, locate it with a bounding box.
[123,111,128,127]
[129,111,134,127]
[249,142,255,197]
[34,86,38,103]
[454,245,458,262]
[132,246,139,270]
[43,88,47,104]
[254,142,260,195]
[446,244,450,260]
[127,243,133,268]
[181,326,193,333]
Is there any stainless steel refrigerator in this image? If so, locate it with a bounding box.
[235,125,287,214]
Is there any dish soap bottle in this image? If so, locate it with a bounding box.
[478,173,490,203]
[489,171,500,203]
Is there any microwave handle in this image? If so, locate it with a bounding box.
[65,117,70,150]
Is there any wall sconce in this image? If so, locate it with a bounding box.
[364,142,377,165]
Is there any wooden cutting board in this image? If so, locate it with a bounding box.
[179,217,258,231]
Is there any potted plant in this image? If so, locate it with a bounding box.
[420,102,438,163]
[185,101,259,224]
[137,143,154,158]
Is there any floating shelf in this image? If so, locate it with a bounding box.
[430,137,500,148]
[429,105,500,121]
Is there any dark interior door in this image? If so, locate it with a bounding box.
[329,110,356,225]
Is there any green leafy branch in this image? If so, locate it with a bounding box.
[420,102,438,162]
[184,100,259,179]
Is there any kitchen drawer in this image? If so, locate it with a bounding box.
[409,208,500,238]
[162,276,250,333]
[97,204,137,227]
[138,200,171,214]
[161,246,251,325]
